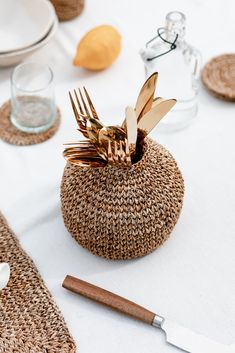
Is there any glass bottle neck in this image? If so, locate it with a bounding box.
[165,11,186,43]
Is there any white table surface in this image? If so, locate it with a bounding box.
[1,0,235,352]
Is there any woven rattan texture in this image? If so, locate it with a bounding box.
[61,138,184,260]
[51,0,84,21]
[0,212,76,353]
[201,54,235,101]
[0,100,61,146]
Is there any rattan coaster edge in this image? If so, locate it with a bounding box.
[0,100,61,146]
[201,54,235,102]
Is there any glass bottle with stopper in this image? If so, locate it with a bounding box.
[140,11,201,131]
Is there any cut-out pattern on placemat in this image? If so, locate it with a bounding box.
[201,54,235,101]
[0,100,61,146]
[0,212,76,353]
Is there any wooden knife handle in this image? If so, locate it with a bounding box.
[62,275,156,325]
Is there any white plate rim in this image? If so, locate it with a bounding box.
[0,0,56,54]
[0,16,58,59]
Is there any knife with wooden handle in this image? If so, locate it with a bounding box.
[63,276,234,353]
[63,275,155,324]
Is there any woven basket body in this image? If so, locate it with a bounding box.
[61,138,184,260]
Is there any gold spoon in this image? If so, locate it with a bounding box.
[98,126,126,145]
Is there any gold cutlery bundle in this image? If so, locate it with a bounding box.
[63,72,176,168]
[61,73,184,260]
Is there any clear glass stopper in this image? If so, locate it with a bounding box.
[165,11,186,39]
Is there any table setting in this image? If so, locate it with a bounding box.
[0,0,235,352]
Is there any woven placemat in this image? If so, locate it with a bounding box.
[0,212,76,353]
[50,0,84,21]
[201,54,235,101]
[0,100,61,146]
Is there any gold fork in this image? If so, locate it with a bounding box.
[74,88,103,131]
[69,88,107,157]
[69,91,88,138]
[80,86,99,120]
[107,140,131,167]
[64,141,107,161]
[69,87,102,139]
[63,144,107,167]
[66,157,107,168]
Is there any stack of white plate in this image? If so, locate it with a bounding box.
[0,0,58,67]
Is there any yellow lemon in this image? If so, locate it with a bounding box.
[73,25,121,71]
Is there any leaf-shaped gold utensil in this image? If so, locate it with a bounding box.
[137,99,176,135]
[152,97,164,107]
[135,72,158,121]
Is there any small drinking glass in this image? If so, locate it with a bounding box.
[10,62,56,133]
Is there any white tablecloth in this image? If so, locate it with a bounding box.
[1,0,235,352]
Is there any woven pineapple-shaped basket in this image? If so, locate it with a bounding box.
[61,137,184,260]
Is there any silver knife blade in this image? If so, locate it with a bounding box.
[160,318,234,353]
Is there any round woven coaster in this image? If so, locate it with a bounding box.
[0,100,61,146]
[50,0,84,21]
[201,54,235,101]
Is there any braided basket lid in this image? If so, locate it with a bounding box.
[61,138,184,260]
[201,54,235,101]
